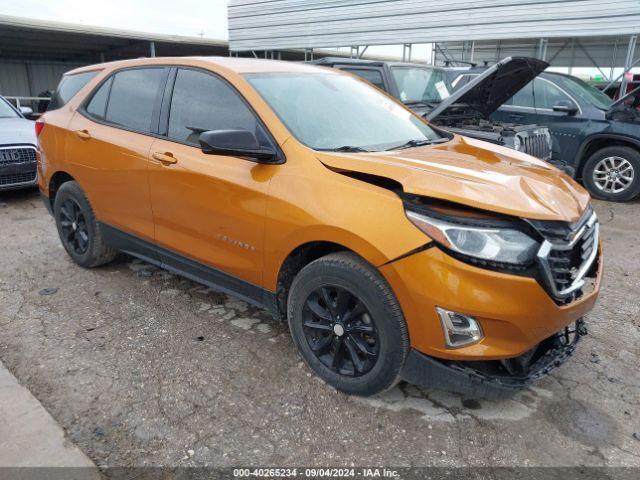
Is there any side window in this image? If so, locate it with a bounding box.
[452,74,476,91]
[48,70,99,110]
[342,68,386,90]
[534,78,574,109]
[508,80,535,107]
[105,68,166,133]
[167,69,263,146]
[85,77,112,119]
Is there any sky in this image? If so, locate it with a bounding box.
[0,0,231,40]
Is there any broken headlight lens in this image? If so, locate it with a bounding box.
[406,209,539,266]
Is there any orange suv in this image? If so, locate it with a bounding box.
[37,57,602,398]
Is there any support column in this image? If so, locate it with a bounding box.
[402,44,412,62]
[621,34,637,95]
[537,38,548,61]
[149,41,156,57]
[304,48,314,61]
[568,39,575,75]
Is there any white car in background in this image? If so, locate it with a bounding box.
[0,95,37,191]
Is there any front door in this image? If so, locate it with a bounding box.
[529,78,586,164]
[148,67,279,297]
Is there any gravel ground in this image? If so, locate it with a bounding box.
[0,188,638,468]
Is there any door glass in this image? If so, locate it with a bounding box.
[534,78,573,109]
[390,67,452,103]
[507,80,535,107]
[167,69,262,146]
[342,69,386,90]
[85,77,113,119]
[105,68,165,133]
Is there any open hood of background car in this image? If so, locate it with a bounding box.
[424,57,549,121]
[316,135,589,223]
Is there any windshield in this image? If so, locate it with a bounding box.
[390,67,453,104]
[562,76,613,110]
[246,72,443,151]
[0,98,19,118]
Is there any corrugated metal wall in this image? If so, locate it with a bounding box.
[0,60,83,97]
[228,0,640,51]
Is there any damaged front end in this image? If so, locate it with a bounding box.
[402,320,588,400]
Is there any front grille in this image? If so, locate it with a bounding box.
[537,211,599,303]
[519,131,551,160]
[0,171,37,186]
[0,147,37,166]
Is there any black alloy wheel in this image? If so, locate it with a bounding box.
[302,285,379,377]
[53,181,117,268]
[58,198,90,255]
[287,252,409,396]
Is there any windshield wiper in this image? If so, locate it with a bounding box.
[387,138,449,151]
[320,145,370,153]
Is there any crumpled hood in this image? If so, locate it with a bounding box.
[316,135,590,222]
[0,117,36,146]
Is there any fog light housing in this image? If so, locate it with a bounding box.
[436,307,484,348]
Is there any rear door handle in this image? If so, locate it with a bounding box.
[152,152,178,165]
[75,129,91,140]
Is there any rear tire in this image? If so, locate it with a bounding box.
[287,252,409,396]
[53,181,117,268]
[582,146,640,202]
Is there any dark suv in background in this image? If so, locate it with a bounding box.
[451,69,640,201]
[312,57,552,162]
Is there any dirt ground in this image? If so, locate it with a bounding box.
[0,188,638,468]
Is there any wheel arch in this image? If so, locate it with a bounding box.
[272,240,367,321]
[576,134,640,179]
[48,171,76,209]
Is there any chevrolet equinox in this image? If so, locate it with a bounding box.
[37,57,602,398]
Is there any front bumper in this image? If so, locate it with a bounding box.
[0,159,38,191]
[1,145,38,191]
[380,245,601,361]
[401,320,586,399]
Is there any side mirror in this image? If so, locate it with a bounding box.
[552,100,578,115]
[19,106,33,116]
[199,129,278,163]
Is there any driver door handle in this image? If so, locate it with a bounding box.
[75,129,91,140]
[509,113,524,120]
[152,152,178,165]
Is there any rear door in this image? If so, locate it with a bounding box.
[147,67,279,296]
[65,67,168,245]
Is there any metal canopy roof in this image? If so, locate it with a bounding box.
[436,36,640,69]
[0,14,228,62]
[228,0,640,51]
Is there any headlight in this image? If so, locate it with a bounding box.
[406,210,539,266]
[513,135,522,151]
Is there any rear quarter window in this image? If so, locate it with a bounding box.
[48,71,100,111]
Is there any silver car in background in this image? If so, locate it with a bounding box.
[0,95,38,191]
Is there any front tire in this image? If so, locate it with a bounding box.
[582,146,640,202]
[287,252,409,396]
[53,181,117,268]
